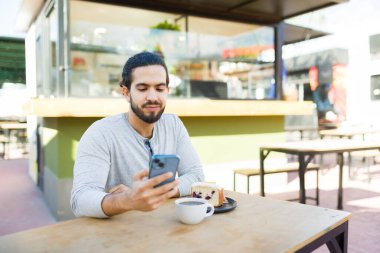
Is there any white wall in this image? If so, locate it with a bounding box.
[25,23,37,97]
[345,33,372,124]
[283,31,380,126]
[285,0,380,126]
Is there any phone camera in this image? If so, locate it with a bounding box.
[158,162,165,168]
[153,159,160,163]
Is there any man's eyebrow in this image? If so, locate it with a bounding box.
[135,83,148,87]
[135,83,166,87]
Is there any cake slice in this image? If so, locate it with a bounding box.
[191,182,225,207]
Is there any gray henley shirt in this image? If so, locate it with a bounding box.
[70,113,204,218]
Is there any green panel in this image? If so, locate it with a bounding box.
[0,39,25,50]
[181,116,283,136]
[43,118,59,176]
[42,115,285,179]
[0,44,24,50]
[43,117,100,178]
[0,51,25,58]
[0,37,25,84]
[0,62,26,69]
[180,116,285,164]
[191,133,284,164]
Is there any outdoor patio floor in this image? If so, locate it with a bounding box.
[0,157,379,252]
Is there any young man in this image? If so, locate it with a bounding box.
[71,52,204,218]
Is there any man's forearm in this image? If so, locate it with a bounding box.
[101,192,132,217]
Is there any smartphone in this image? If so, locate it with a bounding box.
[148,154,180,187]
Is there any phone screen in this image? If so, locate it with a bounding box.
[148,154,180,187]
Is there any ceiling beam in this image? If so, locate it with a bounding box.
[82,0,275,25]
[227,0,260,11]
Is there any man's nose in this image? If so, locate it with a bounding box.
[146,89,158,101]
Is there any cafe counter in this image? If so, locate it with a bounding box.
[23,98,314,220]
[23,98,313,117]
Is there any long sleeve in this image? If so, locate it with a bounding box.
[175,118,205,196]
[70,125,111,218]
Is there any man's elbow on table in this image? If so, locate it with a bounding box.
[70,189,110,218]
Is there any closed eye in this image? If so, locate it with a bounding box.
[156,84,166,92]
[134,83,166,92]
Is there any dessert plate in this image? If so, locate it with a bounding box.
[212,197,237,214]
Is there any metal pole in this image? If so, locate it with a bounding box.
[63,0,70,97]
[298,153,306,204]
[260,148,265,196]
[274,21,284,100]
[57,0,65,97]
[337,152,344,210]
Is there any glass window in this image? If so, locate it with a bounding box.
[69,1,275,99]
[370,34,380,60]
[35,35,43,94]
[48,6,58,97]
[36,4,58,98]
[371,75,380,101]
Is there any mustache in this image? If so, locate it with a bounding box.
[142,101,162,107]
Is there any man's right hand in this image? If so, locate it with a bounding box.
[101,170,179,216]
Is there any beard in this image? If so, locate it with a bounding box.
[130,98,165,124]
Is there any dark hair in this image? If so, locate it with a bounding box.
[120,51,169,90]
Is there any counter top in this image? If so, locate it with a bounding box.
[22,98,315,117]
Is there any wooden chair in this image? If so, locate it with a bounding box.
[233,162,320,204]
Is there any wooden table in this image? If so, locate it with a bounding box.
[0,192,351,253]
[319,127,380,176]
[285,126,319,140]
[319,127,380,140]
[260,140,380,210]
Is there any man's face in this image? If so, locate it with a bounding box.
[124,65,169,124]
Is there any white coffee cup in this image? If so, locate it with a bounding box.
[175,197,214,225]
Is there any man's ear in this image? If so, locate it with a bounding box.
[122,86,131,102]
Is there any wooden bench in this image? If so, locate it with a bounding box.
[233,162,320,204]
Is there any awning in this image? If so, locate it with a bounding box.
[283,23,330,45]
[86,0,347,25]
[285,48,349,72]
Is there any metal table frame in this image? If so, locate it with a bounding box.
[295,221,348,253]
[319,127,380,177]
[260,140,380,210]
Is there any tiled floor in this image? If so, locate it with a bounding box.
[0,159,56,235]
[1,155,379,252]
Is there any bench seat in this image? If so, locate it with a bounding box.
[233,162,320,204]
